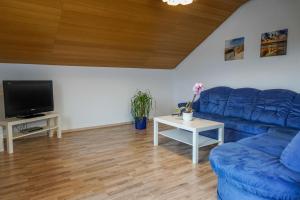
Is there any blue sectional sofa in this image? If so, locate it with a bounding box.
[179,87,300,200]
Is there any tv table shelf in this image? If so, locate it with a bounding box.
[0,113,61,154]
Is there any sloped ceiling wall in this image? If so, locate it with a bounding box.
[0,0,247,69]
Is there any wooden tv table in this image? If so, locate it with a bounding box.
[153,115,224,164]
[0,113,61,154]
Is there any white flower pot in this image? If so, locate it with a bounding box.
[183,112,193,121]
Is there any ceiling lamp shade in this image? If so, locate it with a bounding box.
[162,0,193,6]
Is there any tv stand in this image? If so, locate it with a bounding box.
[0,113,61,154]
[17,113,45,119]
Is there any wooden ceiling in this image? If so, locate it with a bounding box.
[0,0,247,69]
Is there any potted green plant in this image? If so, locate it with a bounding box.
[131,90,153,130]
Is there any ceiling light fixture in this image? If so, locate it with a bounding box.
[162,0,193,6]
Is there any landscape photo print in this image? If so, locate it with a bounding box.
[260,29,288,57]
[225,37,245,61]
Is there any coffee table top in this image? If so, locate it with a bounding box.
[154,115,224,132]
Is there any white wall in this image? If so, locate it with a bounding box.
[173,0,300,104]
[0,64,174,130]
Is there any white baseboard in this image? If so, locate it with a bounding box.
[62,121,134,133]
[63,118,154,133]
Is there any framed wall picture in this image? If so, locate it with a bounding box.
[225,37,245,61]
[260,29,288,57]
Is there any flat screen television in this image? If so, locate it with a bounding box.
[3,81,54,118]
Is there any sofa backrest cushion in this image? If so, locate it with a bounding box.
[199,87,232,116]
[224,88,260,120]
[251,89,296,126]
[280,132,300,172]
[286,94,300,129]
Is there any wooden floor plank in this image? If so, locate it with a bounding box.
[0,123,217,200]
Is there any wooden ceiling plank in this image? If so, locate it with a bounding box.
[0,0,247,69]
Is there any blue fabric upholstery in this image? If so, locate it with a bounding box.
[267,127,299,138]
[217,176,271,200]
[193,112,253,142]
[210,142,300,200]
[193,112,224,123]
[251,89,296,126]
[224,118,271,135]
[198,129,252,143]
[224,88,259,120]
[238,133,293,157]
[281,133,300,173]
[287,94,300,129]
[179,87,300,137]
[199,87,233,115]
[179,87,300,200]
[194,112,271,135]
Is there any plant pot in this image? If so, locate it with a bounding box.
[182,112,193,121]
[135,117,147,130]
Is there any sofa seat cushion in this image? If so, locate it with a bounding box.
[198,129,252,143]
[194,112,270,135]
[210,143,300,200]
[199,87,233,115]
[238,133,294,157]
[225,118,270,135]
[251,89,296,126]
[224,88,259,120]
[193,112,225,122]
[267,127,299,139]
[287,94,300,129]
[281,133,300,173]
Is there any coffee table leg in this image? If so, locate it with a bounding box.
[192,130,199,164]
[154,120,158,146]
[218,127,224,145]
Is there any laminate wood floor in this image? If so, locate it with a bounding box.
[0,123,217,200]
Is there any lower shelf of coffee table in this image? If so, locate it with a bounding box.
[159,129,219,147]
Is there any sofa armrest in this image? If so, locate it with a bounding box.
[178,102,187,108]
[178,100,199,112]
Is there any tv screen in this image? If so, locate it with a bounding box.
[3,81,54,118]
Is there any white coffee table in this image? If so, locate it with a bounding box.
[153,115,224,164]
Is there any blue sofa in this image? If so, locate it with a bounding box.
[179,87,300,200]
